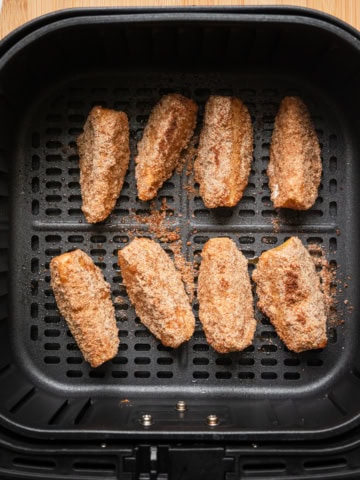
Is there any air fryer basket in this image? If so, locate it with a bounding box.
[0,6,359,467]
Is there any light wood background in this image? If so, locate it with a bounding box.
[0,0,359,40]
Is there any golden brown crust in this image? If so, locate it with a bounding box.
[194,96,253,208]
[198,238,256,353]
[135,94,198,201]
[50,249,119,368]
[268,97,322,210]
[118,238,195,348]
[252,237,327,352]
[77,106,130,223]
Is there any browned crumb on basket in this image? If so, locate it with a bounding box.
[272,216,280,233]
[183,184,199,198]
[262,237,274,245]
[180,135,199,198]
[339,277,353,318]
[169,241,195,302]
[186,151,195,176]
[132,199,180,243]
[183,183,199,197]
[308,243,338,326]
[176,135,198,174]
[114,296,126,305]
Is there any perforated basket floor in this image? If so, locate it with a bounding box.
[12,73,348,393]
[12,74,341,385]
[1,10,359,441]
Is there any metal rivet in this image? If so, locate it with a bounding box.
[175,400,187,412]
[206,414,219,426]
[140,414,153,427]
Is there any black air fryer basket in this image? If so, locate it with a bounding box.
[0,6,360,479]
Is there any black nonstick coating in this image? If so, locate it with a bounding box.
[2,10,359,439]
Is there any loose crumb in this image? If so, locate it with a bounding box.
[308,243,339,326]
[181,136,198,198]
[176,135,197,174]
[272,215,280,233]
[262,237,275,245]
[183,183,198,197]
[114,296,125,304]
[169,242,195,302]
[131,199,180,243]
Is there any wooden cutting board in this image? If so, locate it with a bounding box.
[0,0,359,40]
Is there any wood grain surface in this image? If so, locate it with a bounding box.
[0,0,359,40]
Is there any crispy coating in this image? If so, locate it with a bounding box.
[118,238,195,348]
[135,94,198,201]
[77,106,130,223]
[197,238,256,353]
[268,96,322,210]
[194,96,253,208]
[50,249,119,368]
[252,237,327,353]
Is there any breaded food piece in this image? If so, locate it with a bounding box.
[77,106,130,223]
[252,237,327,352]
[50,249,119,367]
[197,237,256,353]
[118,238,195,348]
[135,94,197,201]
[268,97,321,210]
[194,96,253,208]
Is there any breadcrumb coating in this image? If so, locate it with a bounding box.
[135,94,197,201]
[268,96,321,210]
[77,105,130,223]
[252,237,327,352]
[118,238,195,348]
[198,237,256,353]
[194,96,253,208]
[50,249,119,368]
